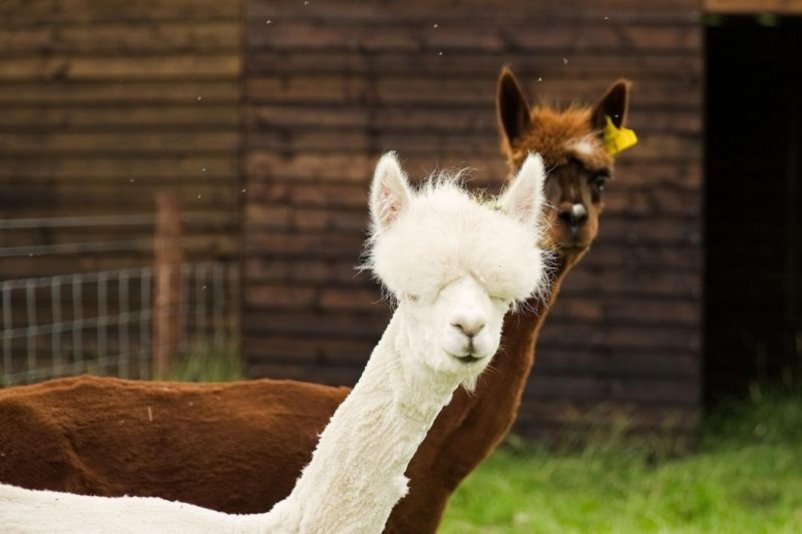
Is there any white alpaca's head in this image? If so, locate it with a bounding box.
[366,152,548,389]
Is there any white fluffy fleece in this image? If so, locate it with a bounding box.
[369,180,545,304]
[368,153,548,306]
[0,152,548,534]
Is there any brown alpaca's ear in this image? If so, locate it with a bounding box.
[590,79,631,132]
[497,67,533,149]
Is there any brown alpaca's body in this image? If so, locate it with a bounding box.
[0,376,347,512]
[0,68,631,532]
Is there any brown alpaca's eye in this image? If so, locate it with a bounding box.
[592,174,609,193]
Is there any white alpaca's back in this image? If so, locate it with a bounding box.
[0,484,244,533]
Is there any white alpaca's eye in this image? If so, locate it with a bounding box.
[407,293,420,303]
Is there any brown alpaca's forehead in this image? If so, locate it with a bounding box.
[510,107,613,171]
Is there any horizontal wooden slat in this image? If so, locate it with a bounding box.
[515,400,700,434]
[526,374,700,404]
[0,0,241,24]
[704,0,802,14]
[0,106,239,130]
[248,1,702,24]
[0,156,238,179]
[0,55,240,82]
[246,22,700,53]
[537,322,700,353]
[247,361,362,388]
[534,348,700,379]
[244,232,365,260]
[245,336,375,367]
[246,77,700,107]
[247,52,702,80]
[0,22,240,55]
[0,81,239,105]
[0,131,238,155]
[0,226,236,246]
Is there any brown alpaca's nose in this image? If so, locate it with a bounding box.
[558,202,588,228]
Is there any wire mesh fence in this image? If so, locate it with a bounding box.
[0,261,239,386]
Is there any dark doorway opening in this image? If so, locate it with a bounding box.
[705,15,802,401]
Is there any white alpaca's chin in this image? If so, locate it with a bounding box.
[433,345,496,381]
[442,332,496,361]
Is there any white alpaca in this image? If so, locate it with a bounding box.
[0,152,548,534]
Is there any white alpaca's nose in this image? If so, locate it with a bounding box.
[450,314,486,338]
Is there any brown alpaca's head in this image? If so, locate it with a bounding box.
[497,67,631,265]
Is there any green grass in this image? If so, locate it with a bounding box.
[161,342,243,382]
[441,389,802,533]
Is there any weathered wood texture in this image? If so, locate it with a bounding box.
[243,0,704,439]
[706,0,802,13]
[0,0,244,279]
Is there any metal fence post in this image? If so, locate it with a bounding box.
[152,193,184,378]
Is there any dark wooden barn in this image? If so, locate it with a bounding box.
[2,0,800,441]
[242,0,706,443]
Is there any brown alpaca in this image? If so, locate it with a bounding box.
[0,68,632,533]
[385,67,632,532]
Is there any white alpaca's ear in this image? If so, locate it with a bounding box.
[499,152,546,228]
[370,152,413,233]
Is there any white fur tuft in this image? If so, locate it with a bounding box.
[566,135,602,159]
[367,154,547,306]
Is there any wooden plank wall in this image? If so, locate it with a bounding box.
[0,0,244,278]
[243,0,704,441]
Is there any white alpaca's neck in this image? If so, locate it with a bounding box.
[255,310,458,533]
[0,310,460,534]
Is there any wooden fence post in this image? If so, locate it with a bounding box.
[153,192,183,378]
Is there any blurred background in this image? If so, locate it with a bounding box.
[0,2,801,526]
[1,0,801,530]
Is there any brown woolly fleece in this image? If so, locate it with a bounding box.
[0,377,348,512]
[510,106,614,171]
[0,68,631,533]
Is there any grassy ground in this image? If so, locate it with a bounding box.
[441,389,802,533]
[161,342,243,382]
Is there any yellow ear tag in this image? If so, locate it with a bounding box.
[603,115,637,156]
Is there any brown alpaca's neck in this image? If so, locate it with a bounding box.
[443,255,573,456]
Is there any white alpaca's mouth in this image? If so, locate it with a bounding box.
[445,351,486,365]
